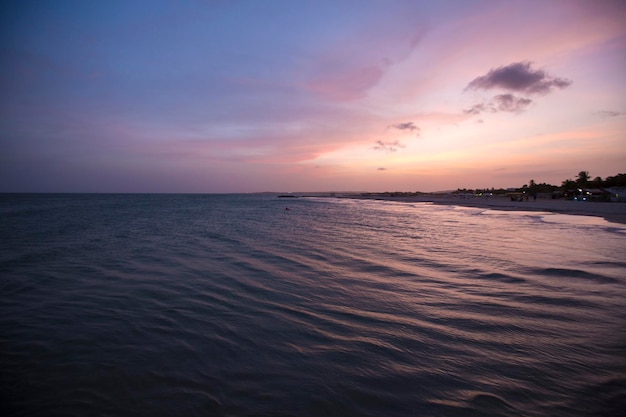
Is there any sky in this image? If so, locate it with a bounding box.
[1,0,625,193]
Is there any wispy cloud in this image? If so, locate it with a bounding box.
[464,103,492,115]
[390,121,418,132]
[595,110,625,118]
[389,121,421,137]
[372,140,405,152]
[494,94,532,112]
[308,65,385,101]
[305,17,424,102]
[466,61,571,95]
[464,94,532,115]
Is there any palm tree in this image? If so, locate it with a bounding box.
[576,171,590,187]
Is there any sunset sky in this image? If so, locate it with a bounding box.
[1,0,625,193]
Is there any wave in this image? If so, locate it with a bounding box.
[1,194,625,417]
[529,267,620,284]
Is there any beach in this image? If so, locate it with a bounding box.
[338,194,626,225]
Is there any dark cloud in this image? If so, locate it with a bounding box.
[377,167,387,171]
[464,103,494,115]
[464,94,532,115]
[466,61,571,95]
[372,140,405,152]
[493,94,532,112]
[389,122,421,137]
[391,122,418,131]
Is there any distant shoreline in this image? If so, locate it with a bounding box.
[323,194,626,225]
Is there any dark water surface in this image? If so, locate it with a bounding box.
[1,194,625,416]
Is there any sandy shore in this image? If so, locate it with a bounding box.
[338,194,626,225]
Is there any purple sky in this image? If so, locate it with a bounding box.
[1,0,625,192]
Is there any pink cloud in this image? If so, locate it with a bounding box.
[303,16,425,102]
[387,0,625,104]
[307,65,384,101]
[120,122,374,165]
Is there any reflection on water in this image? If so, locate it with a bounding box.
[1,194,625,417]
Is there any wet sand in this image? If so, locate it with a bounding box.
[340,194,626,225]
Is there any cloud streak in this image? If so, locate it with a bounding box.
[389,121,421,137]
[494,94,532,112]
[595,110,625,118]
[466,61,571,95]
[372,140,405,152]
[465,94,533,115]
[308,65,385,101]
[390,121,418,132]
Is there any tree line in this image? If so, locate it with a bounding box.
[558,171,626,190]
[456,171,626,196]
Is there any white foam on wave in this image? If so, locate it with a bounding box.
[479,208,626,231]
[539,213,626,231]
[480,209,552,218]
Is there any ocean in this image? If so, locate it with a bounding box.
[1,193,625,417]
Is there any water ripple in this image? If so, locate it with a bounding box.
[1,194,625,417]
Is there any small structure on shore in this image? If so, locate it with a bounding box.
[605,187,626,202]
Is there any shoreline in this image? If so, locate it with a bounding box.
[331,194,626,225]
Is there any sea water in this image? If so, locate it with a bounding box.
[1,193,625,417]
